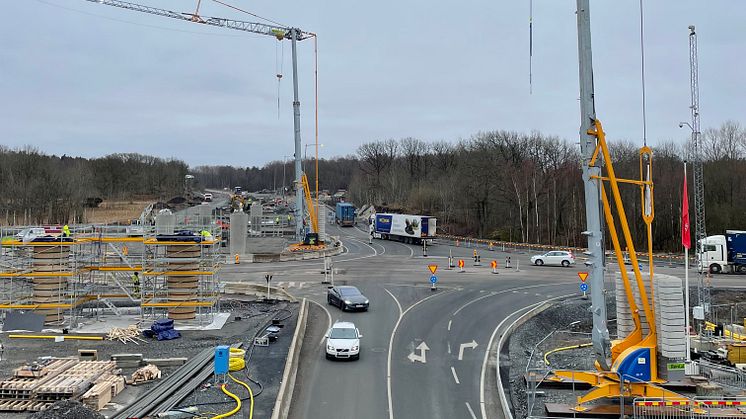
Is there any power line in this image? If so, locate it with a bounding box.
[211,0,287,28]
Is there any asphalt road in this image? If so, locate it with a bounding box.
[220,220,746,419]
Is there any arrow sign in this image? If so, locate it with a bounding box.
[578,272,589,282]
[428,264,438,274]
[580,283,589,292]
[458,259,465,268]
[430,275,438,284]
[407,341,430,363]
[458,340,478,360]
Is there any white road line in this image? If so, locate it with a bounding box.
[466,402,478,419]
[386,289,453,419]
[288,281,296,288]
[451,366,460,384]
[447,319,452,331]
[452,282,576,316]
[480,292,576,419]
[307,299,332,346]
[447,342,451,354]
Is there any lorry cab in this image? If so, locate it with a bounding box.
[699,235,727,273]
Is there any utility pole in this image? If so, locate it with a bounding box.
[688,25,710,314]
[576,0,611,370]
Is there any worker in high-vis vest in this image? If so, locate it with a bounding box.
[131,272,140,297]
[62,225,71,238]
[200,230,213,240]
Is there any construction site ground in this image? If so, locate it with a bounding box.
[507,287,746,418]
[0,298,299,418]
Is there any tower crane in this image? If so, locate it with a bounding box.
[686,25,711,313]
[82,0,314,242]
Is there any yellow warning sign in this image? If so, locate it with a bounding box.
[578,272,589,282]
[428,264,438,274]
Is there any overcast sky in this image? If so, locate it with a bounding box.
[2,1,744,167]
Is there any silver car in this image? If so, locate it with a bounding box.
[530,251,576,267]
[325,321,362,360]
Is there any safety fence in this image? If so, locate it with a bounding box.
[697,360,746,391]
[633,397,746,418]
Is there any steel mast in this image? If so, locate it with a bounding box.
[576,0,611,370]
[83,0,311,241]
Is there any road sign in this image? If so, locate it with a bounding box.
[458,259,465,268]
[578,272,589,282]
[430,275,438,284]
[490,260,497,269]
[579,283,589,292]
[428,264,438,274]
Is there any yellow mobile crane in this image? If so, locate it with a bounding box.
[548,0,688,410]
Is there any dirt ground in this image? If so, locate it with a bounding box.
[83,200,153,224]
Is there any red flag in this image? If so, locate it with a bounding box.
[682,171,691,249]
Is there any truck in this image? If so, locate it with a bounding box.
[699,230,746,273]
[369,213,437,244]
[335,202,356,226]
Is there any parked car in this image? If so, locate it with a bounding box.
[327,286,369,311]
[530,250,576,267]
[204,193,213,202]
[325,321,363,360]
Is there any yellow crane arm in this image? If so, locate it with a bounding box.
[301,173,318,234]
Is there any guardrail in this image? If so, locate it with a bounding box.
[697,360,746,391]
[633,397,746,418]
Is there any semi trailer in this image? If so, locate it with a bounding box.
[369,213,437,244]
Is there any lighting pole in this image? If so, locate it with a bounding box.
[282,155,292,199]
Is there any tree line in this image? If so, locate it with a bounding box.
[195,120,745,252]
[0,147,188,225]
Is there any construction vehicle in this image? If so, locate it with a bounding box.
[698,230,746,273]
[547,0,691,410]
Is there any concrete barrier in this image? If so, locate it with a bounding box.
[271,298,308,419]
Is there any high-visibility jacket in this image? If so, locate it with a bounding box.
[62,225,71,237]
[200,230,212,239]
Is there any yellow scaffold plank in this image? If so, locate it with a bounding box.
[141,271,214,276]
[140,301,216,308]
[0,272,75,278]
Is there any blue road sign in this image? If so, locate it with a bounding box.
[430,275,438,284]
[579,283,589,292]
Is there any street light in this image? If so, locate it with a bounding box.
[303,143,324,164]
[679,121,694,132]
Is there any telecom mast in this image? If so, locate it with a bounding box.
[688,25,711,313]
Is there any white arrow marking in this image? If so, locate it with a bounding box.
[407,341,430,363]
[458,340,478,361]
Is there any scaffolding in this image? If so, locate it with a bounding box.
[0,217,222,328]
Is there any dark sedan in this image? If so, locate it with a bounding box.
[327,286,369,311]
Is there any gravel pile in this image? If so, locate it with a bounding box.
[27,401,103,419]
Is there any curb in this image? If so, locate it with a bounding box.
[271,298,308,419]
[495,294,576,419]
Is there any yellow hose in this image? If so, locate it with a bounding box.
[229,372,254,419]
[544,343,593,366]
[210,384,241,419]
[229,348,246,371]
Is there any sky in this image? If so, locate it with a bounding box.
[2,1,744,167]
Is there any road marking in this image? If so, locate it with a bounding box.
[448,320,452,331]
[452,282,576,316]
[288,281,296,288]
[387,289,452,419]
[307,299,332,346]
[465,402,478,419]
[451,366,460,384]
[458,340,478,361]
[535,293,541,296]
[482,291,576,419]
[407,341,430,363]
[447,342,451,354]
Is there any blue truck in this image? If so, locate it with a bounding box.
[335,202,356,227]
[700,230,746,273]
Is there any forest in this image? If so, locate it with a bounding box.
[2,120,744,252]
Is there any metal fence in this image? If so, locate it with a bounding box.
[633,397,746,418]
[697,360,746,391]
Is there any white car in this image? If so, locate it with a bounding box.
[531,250,576,267]
[325,321,362,360]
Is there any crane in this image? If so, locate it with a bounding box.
[82,0,314,242]
[550,0,688,409]
[687,25,711,314]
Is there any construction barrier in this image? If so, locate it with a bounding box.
[633,397,746,418]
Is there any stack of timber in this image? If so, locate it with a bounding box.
[107,325,146,345]
[0,358,124,412]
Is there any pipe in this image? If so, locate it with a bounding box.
[544,342,593,366]
[9,334,103,340]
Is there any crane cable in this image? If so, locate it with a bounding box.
[639,0,648,147]
[276,40,284,119]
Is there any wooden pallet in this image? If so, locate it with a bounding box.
[35,361,117,402]
[0,358,78,400]
[0,399,49,412]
